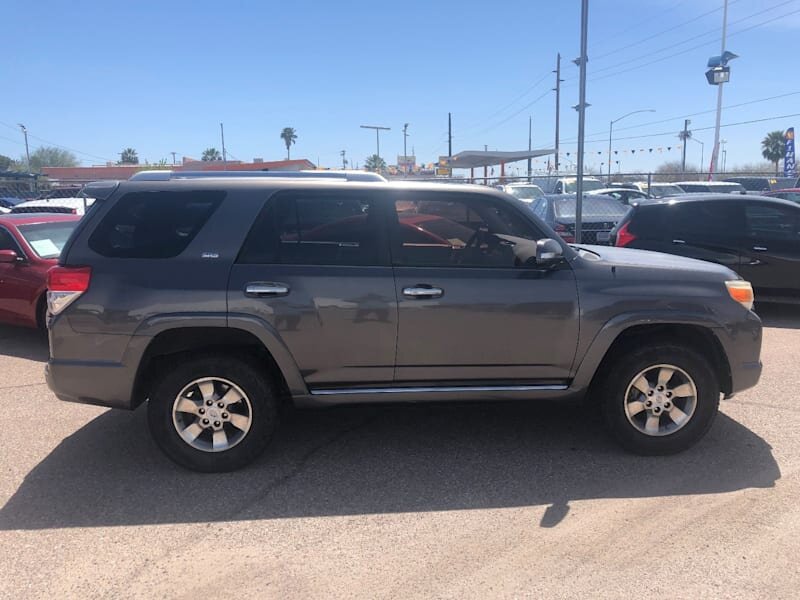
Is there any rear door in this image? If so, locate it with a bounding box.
[633,200,743,271]
[229,189,398,386]
[389,190,578,383]
[738,201,800,301]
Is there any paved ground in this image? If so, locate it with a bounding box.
[1,306,799,599]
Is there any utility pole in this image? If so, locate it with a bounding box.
[170,151,177,166]
[18,124,30,172]
[340,150,347,169]
[527,115,532,180]
[573,0,589,244]
[360,125,391,165]
[220,122,227,170]
[448,113,452,158]
[680,119,690,173]
[709,0,729,179]
[553,53,563,173]
[403,123,409,174]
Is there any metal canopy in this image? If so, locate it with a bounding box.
[446,149,555,169]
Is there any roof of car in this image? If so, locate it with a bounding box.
[634,193,798,209]
[673,180,745,186]
[0,212,82,226]
[765,188,800,193]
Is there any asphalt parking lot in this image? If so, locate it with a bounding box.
[1,306,799,599]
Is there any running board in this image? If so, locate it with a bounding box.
[309,384,569,396]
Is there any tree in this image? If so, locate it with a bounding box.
[25,146,79,171]
[201,147,222,161]
[0,154,15,171]
[761,130,785,176]
[280,127,297,159]
[654,160,698,182]
[364,154,387,173]
[119,148,139,165]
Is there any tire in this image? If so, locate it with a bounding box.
[147,354,278,472]
[598,344,719,455]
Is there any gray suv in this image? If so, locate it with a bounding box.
[46,174,763,471]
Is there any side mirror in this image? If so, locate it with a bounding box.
[0,249,21,264]
[536,238,564,266]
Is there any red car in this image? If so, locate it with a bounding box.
[0,213,81,328]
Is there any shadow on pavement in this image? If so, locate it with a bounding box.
[0,400,779,530]
[756,304,800,330]
[0,325,48,362]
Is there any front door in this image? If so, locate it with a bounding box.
[389,191,579,383]
[738,201,800,301]
[228,189,397,386]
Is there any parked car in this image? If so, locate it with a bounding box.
[10,196,95,215]
[530,194,628,243]
[551,176,605,194]
[500,183,545,202]
[47,175,762,471]
[611,194,800,303]
[764,188,800,203]
[0,213,81,328]
[0,197,25,210]
[630,182,685,198]
[586,187,650,205]
[723,176,798,194]
[674,181,746,194]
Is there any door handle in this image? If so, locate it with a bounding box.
[752,246,768,252]
[672,239,686,245]
[402,285,444,299]
[245,282,290,297]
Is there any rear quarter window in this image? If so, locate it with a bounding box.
[88,191,224,258]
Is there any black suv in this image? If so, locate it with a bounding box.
[612,194,800,303]
[46,175,762,471]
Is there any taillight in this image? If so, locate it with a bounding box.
[554,223,575,243]
[47,266,91,316]
[615,221,636,247]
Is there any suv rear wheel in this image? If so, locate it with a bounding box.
[147,354,278,472]
[599,344,719,455]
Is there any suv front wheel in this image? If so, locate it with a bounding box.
[147,354,278,472]
[599,344,720,455]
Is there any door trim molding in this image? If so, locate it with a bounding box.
[309,383,569,396]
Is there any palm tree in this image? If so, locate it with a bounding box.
[201,147,222,161]
[119,148,139,165]
[364,154,386,173]
[280,127,297,159]
[761,130,785,176]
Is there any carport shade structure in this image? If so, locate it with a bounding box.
[444,149,555,180]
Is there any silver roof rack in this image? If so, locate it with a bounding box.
[129,170,387,182]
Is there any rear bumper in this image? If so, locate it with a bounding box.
[46,360,138,410]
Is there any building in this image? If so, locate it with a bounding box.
[41,158,317,186]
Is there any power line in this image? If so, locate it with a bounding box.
[563,112,800,147]
[462,89,551,140]
[562,91,800,143]
[459,69,552,132]
[0,120,115,163]
[592,0,740,62]
[591,0,693,47]
[586,5,800,84]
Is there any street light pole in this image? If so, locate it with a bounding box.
[360,125,390,163]
[607,109,655,182]
[574,0,589,244]
[403,123,409,174]
[18,124,30,172]
[709,0,729,179]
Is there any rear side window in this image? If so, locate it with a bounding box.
[237,191,386,266]
[88,191,224,258]
[745,203,799,240]
[664,201,742,240]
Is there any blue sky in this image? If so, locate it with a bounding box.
[1,0,798,173]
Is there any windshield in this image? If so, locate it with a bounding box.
[564,179,603,193]
[506,185,544,200]
[554,197,627,219]
[17,221,78,259]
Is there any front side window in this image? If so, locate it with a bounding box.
[238,191,386,266]
[391,193,542,268]
[88,191,223,258]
